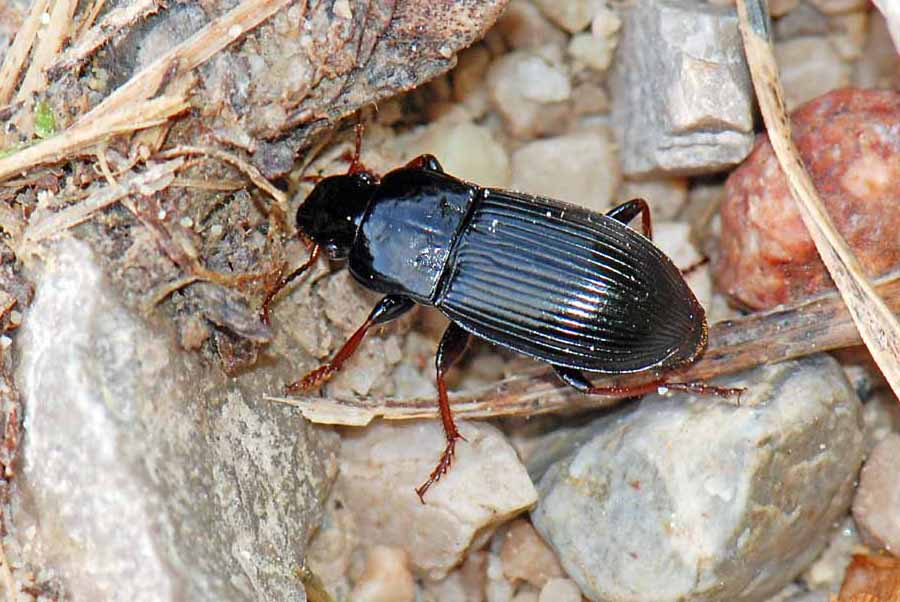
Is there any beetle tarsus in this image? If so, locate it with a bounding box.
[415,323,471,502]
[416,433,461,503]
[553,366,743,401]
[286,364,336,394]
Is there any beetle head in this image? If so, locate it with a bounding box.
[297,172,377,259]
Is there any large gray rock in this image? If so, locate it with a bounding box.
[16,238,338,601]
[611,0,754,177]
[531,356,864,602]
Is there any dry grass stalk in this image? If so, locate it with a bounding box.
[156,145,289,223]
[268,270,900,425]
[21,157,184,246]
[0,0,50,105]
[15,0,78,106]
[75,0,296,129]
[48,0,162,78]
[737,0,900,401]
[0,94,188,183]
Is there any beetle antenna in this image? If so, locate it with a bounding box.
[260,237,321,325]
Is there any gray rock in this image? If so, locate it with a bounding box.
[531,355,864,602]
[611,0,754,177]
[16,238,338,601]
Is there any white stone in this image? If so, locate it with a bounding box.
[500,520,564,588]
[487,50,572,138]
[653,221,711,310]
[618,177,688,220]
[539,578,582,602]
[496,0,568,50]
[399,118,511,188]
[351,546,416,602]
[534,0,604,33]
[774,37,851,110]
[338,421,537,579]
[511,131,619,211]
[568,32,617,73]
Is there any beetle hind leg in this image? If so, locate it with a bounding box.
[553,366,743,400]
[606,199,652,240]
[415,322,471,503]
[285,295,414,393]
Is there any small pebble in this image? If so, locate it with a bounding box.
[568,33,616,73]
[852,434,900,553]
[500,520,564,588]
[9,310,22,326]
[510,131,619,211]
[0,336,11,350]
[179,216,194,229]
[539,578,582,602]
[533,0,603,33]
[209,224,223,237]
[350,546,415,602]
[157,209,167,220]
[774,37,851,110]
[487,50,572,138]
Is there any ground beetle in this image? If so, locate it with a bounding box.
[263,152,736,501]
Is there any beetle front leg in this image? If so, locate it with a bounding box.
[285,295,415,393]
[415,322,470,503]
[606,198,652,240]
[553,366,743,400]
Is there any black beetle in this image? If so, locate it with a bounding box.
[266,154,733,501]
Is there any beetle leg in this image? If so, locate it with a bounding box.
[605,199,652,240]
[260,241,321,326]
[553,366,743,400]
[285,295,415,393]
[679,256,709,276]
[404,154,444,173]
[416,322,471,503]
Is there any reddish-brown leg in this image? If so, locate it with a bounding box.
[346,122,367,174]
[680,256,710,277]
[606,198,652,240]
[416,322,471,503]
[553,366,744,401]
[285,295,414,393]
[260,242,321,325]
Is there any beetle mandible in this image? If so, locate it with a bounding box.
[264,153,735,502]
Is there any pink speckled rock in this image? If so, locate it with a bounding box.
[716,88,900,309]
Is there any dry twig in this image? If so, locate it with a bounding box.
[0,0,50,105]
[737,0,900,401]
[49,0,162,78]
[268,270,900,425]
[0,94,188,183]
[156,145,289,224]
[21,157,184,246]
[15,0,78,105]
[76,0,297,129]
